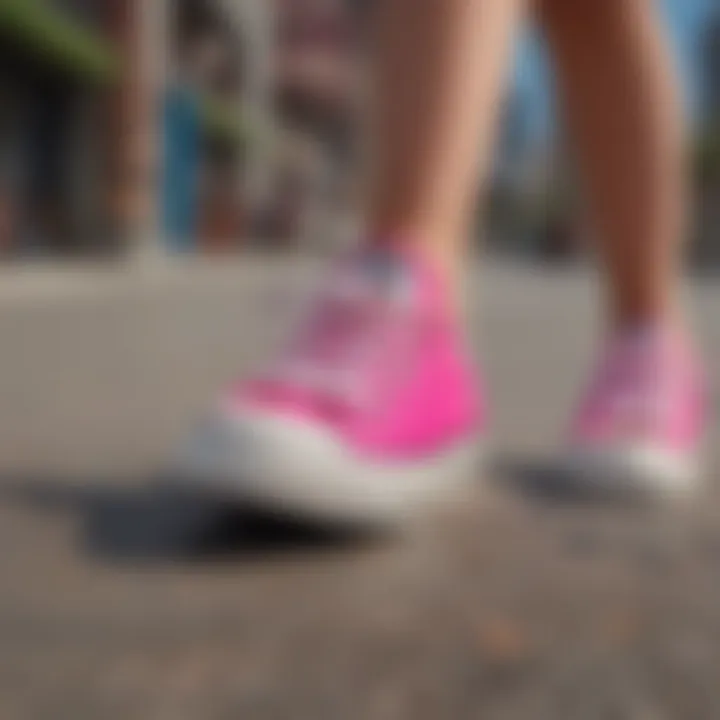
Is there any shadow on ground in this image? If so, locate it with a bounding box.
[0,477,373,566]
[492,454,679,509]
[1,450,702,571]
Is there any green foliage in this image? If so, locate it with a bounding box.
[200,97,248,147]
[200,98,276,150]
[0,0,118,83]
[695,122,720,185]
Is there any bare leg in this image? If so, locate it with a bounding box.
[366,0,530,276]
[539,0,688,328]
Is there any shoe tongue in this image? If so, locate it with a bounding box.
[616,324,675,355]
[610,325,692,378]
[347,247,418,305]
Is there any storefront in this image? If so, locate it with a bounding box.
[0,0,268,262]
[163,0,249,254]
[0,0,118,258]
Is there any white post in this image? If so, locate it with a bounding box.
[129,0,171,263]
[220,0,278,231]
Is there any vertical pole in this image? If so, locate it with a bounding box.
[223,0,277,237]
[106,0,170,262]
[132,0,171,261]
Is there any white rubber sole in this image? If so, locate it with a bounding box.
[558,444,700,502]
[176,407,483,527]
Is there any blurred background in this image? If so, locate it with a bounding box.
[0,0,718,266]
[2,4,720,717]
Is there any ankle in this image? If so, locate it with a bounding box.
[608,312,696,357]
[609,297,684,336]
[363,230,461,297]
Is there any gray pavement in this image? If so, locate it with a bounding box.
[0,259,719,719]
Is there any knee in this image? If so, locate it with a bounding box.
[539,0,651,23]
[537,0,642,40]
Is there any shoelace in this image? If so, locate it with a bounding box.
[588,338,676,434]
[268,283,418,413]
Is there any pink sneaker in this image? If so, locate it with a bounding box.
[179,247,486,525]
[564,326,708,498]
